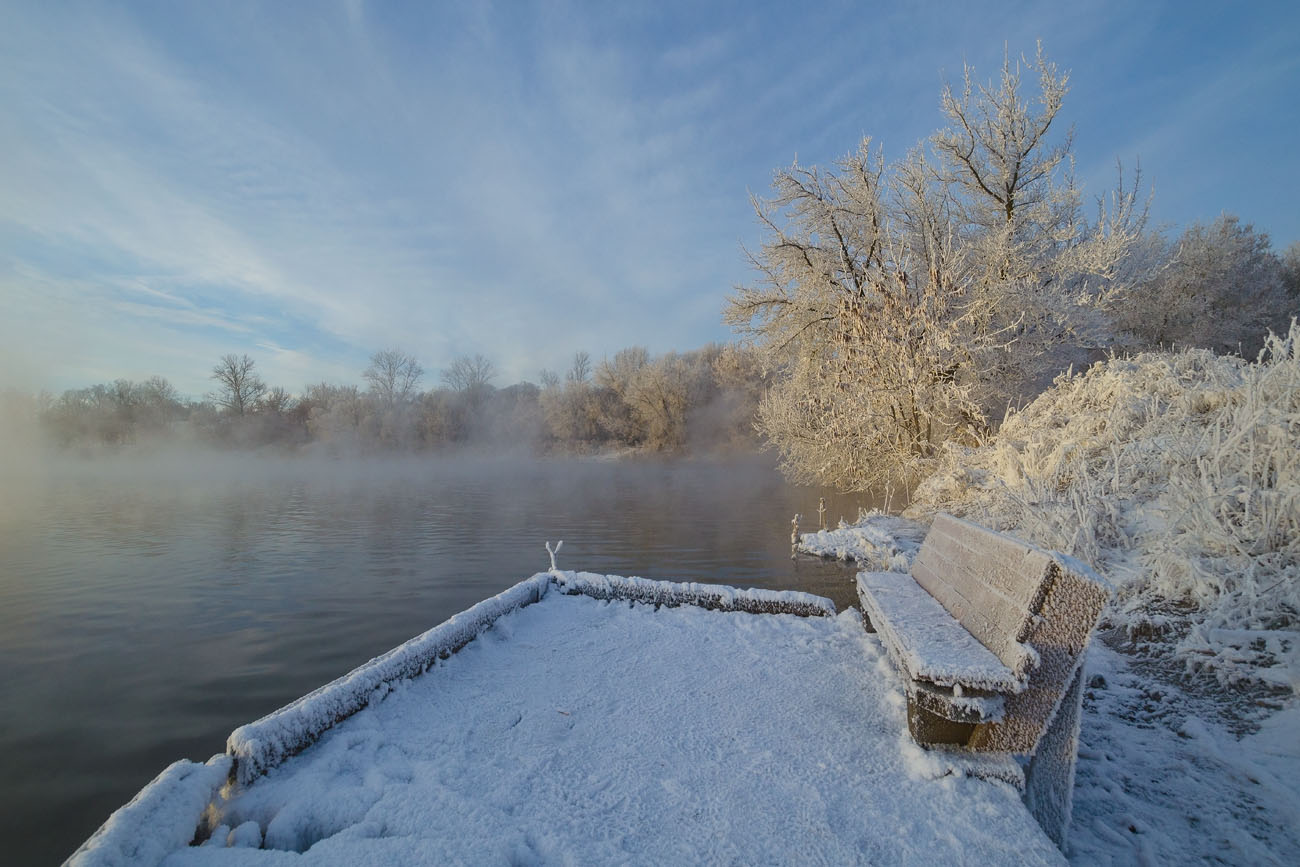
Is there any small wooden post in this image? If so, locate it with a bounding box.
[817,497,826,531]
[790,514,800,560]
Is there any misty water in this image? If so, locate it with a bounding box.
[0,454,874,863]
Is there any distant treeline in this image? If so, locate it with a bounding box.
[7,344,771,456]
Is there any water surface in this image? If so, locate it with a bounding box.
[0,453,871,863]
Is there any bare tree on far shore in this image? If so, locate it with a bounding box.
[364,348,424,407]
[443,354,497,394]
[209,354,267,417]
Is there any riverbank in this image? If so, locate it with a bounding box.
[800,514,1300,863]
[795,327,1300,862]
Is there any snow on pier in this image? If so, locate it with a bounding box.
[74,573,1063,865]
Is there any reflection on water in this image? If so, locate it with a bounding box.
[0,454,874,863]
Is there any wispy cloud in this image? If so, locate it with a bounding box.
[1,0,1297,398]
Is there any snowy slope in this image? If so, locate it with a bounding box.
[1070,645,1300,865]
[884,327,1300,864]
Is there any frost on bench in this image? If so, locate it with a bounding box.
[860,514,1110,754]
[857,571,1023,693]
[857,513,1111,849]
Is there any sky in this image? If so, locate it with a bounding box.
[2,0,1297,399]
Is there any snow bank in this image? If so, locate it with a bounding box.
[797,510,928,571]
[161,593,1063,864]
[908,323,1300,689]
[68,755,232,867]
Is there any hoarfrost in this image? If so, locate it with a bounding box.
[908,323,1300,688]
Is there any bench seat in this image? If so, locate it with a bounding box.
[857,571,1025,694]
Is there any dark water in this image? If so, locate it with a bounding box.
[0,454,872,864]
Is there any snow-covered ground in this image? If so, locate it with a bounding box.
[83,586,1065,865]
[1072,643,1300,865]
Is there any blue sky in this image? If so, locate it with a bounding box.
[2,0,1297,398]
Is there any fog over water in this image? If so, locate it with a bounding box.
[0,451,875,863]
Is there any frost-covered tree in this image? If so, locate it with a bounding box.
[726,44,1151,492]
[705,343,770,449]
[209,354,267,417]
[363,349,424,407]
[1114,215,1295,357]
[726,147,985,489]
[540,352,602,445]
[622,353,698,452]
[932,45,1152,389]
[934,45,1072,240]
[592,347,649,444]
[1283,241,1300,299]
[360,348,425,448]
[259,386,294,415]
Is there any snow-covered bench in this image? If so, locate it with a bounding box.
[857,513,1110,847]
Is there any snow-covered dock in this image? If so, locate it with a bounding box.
[73,572,1065,865]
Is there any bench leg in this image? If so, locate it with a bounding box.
[1023,660,1085,850]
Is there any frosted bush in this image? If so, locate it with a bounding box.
[907,322,1300,691]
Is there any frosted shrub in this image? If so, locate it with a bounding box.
[908,322,1300,690]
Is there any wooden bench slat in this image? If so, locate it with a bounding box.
[909,559,1007,662]
[856,571,1026,693]
[915,526,1047,609]
[912,550,1037,675]
[916,519,1050,605]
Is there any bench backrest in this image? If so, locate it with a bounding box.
[912,514,1110,753]
[910,513,1054,678]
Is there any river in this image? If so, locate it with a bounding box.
[0,453,874,863]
